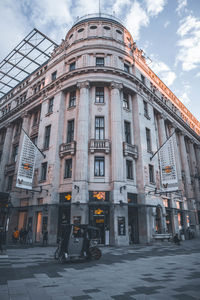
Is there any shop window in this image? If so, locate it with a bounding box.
[43,125,51,149]
[48,97,54,113]
[69,91,76,107]
[67,119,74,143]
[123,92,129,109]
[126,160,133,180]
[95,87,104,103]
[124,121,131,144]
[59,192,72,203]
[64,159,72,178]
[41,162,47,181]
[95,117,104,140]
[94,157,105,176]
[89,191,109,202]
[96,57,104,67]
[127,193,137,203]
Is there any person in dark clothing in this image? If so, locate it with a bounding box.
[0,227,5,254]
[43,230,48,246]
[173,233,181,245]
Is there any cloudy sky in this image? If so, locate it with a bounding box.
[0,0,200,121]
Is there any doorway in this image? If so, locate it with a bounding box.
[128,207,139,244]
[18,211,27,231]
[89,206,109,244]
[35,212,42,242]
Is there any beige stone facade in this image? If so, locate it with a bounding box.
[0,14,200,245]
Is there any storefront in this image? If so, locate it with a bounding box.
[57,192,71,238]
[89,191,110,244]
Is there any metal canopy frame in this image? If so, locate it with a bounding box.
[0,28,58,98]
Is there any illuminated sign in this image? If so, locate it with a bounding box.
[65,194,71,201]
[89,191,109,202]
[94,208,104,215]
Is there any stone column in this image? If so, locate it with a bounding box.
[72,81,90,224]
[157,113,167,146]
[0,123,13,191]
[178,132,195,226]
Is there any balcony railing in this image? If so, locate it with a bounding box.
[123,142,138,158]
[89,139,111,154]
[4,163,15,174]
[59,141,76,157]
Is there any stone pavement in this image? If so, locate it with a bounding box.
[0,238,200,299]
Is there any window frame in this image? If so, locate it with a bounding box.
[126,160,133,180]
[96,57,104,67]
[64,159,72,179]
[124,63,129,73]
[48,97,54,113]
[124,121,131,144]
[41,162,47,181]
[95,117,105,140]
[69,91,76,107]
[123,92,129,109]
[94,156,105,177]
[51,71,57,81]
[149,164,155,184]
[67,119,75,143]
[146,128,152,152]
[69,62,76,71]
[95,87,104,103]
[44,125,51,150]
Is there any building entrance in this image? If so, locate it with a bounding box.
[35,211,42,242]
[89,206,109,244]
[128,207,139,244]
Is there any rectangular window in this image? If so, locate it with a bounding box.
[126,160,133,179]
[51,71,57,81]
[95,117,104,140]
[64,159,72,178]
[149,164,154,184]
[70,62,75,71]
[124,121,131,144]
[95,87,104,103]
[33,112,39,126]
[67,120,74,143]
[48,98,54,113]
[96,57,104,67]
[44,125,51,149]
[69,91,76,107]
[123,92,129,109]
[143,101,149,117]
[41,162,47,181]
[146,128,152,152]
[94,157,105,176]
[12,145,18,162]
[124,63,129,73]
[7,175,13,191]
[31,136,38,146]
[141,74,145,84]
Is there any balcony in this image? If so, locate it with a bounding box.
[59,141,76,157]
[123,142,138,159]
[4,163,15,175]
[89,139,111,154]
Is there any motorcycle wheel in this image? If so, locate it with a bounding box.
[54,247,60,260]
[89,247,102,260]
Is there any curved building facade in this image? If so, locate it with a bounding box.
[0,14,200,245]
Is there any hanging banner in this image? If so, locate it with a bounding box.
[159,134,178,186]
[16,134,37,190]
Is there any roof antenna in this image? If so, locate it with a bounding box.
[99,0,101,16]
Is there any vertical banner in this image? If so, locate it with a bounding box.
[159,134,178,186]
[16,134,37,190]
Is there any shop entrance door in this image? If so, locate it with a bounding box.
[89,206,109,244]
[128,207,139,244]
[18,211,27,231]
[35,212,42,242]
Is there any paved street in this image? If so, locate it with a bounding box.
[0,239,200,300]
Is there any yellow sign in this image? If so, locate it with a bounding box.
[96,219,104,223]
[164,166,172,173]
[94,208,103,215]
[93,192,105,201]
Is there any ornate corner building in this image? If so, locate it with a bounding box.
[0,14,200,245]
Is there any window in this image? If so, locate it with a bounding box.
[7,175,13,191]
[96,57,104,67]
[44,125,51,149]
[124,63,129,73]
[94,157,105,176]
[146,128,152,152]
[67,120,74,143]
[123,93,129,109]
[126,160,133,179]
[95,117,104,140]
[15,122,21,136]
[12,145,18,162]
[64,159,72,178]
[95,87,104,103]
[124,121,131,144]
[141,74,145,85]
[143,101,149,118]
[31,136,38,146]
[33,112,39,126]
[149,164,154,183]
[48,98,54,113]
[41,162,47,181]
[70,62,75,71]
[51,71,57,81]
[69,91,76,107]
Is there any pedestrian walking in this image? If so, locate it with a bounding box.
[42,230,48,246]
[12,228,19,244]
[27,227,33,245]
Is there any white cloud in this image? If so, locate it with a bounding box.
[176,15,200,71]
[150,60,176,86]
[164,20,170,28]
[180,92,191,104]
[145,0,167,17]
[112,0,131,15]
[176,0,187,15]
[196,72,200,77]
[125,1,149,40]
